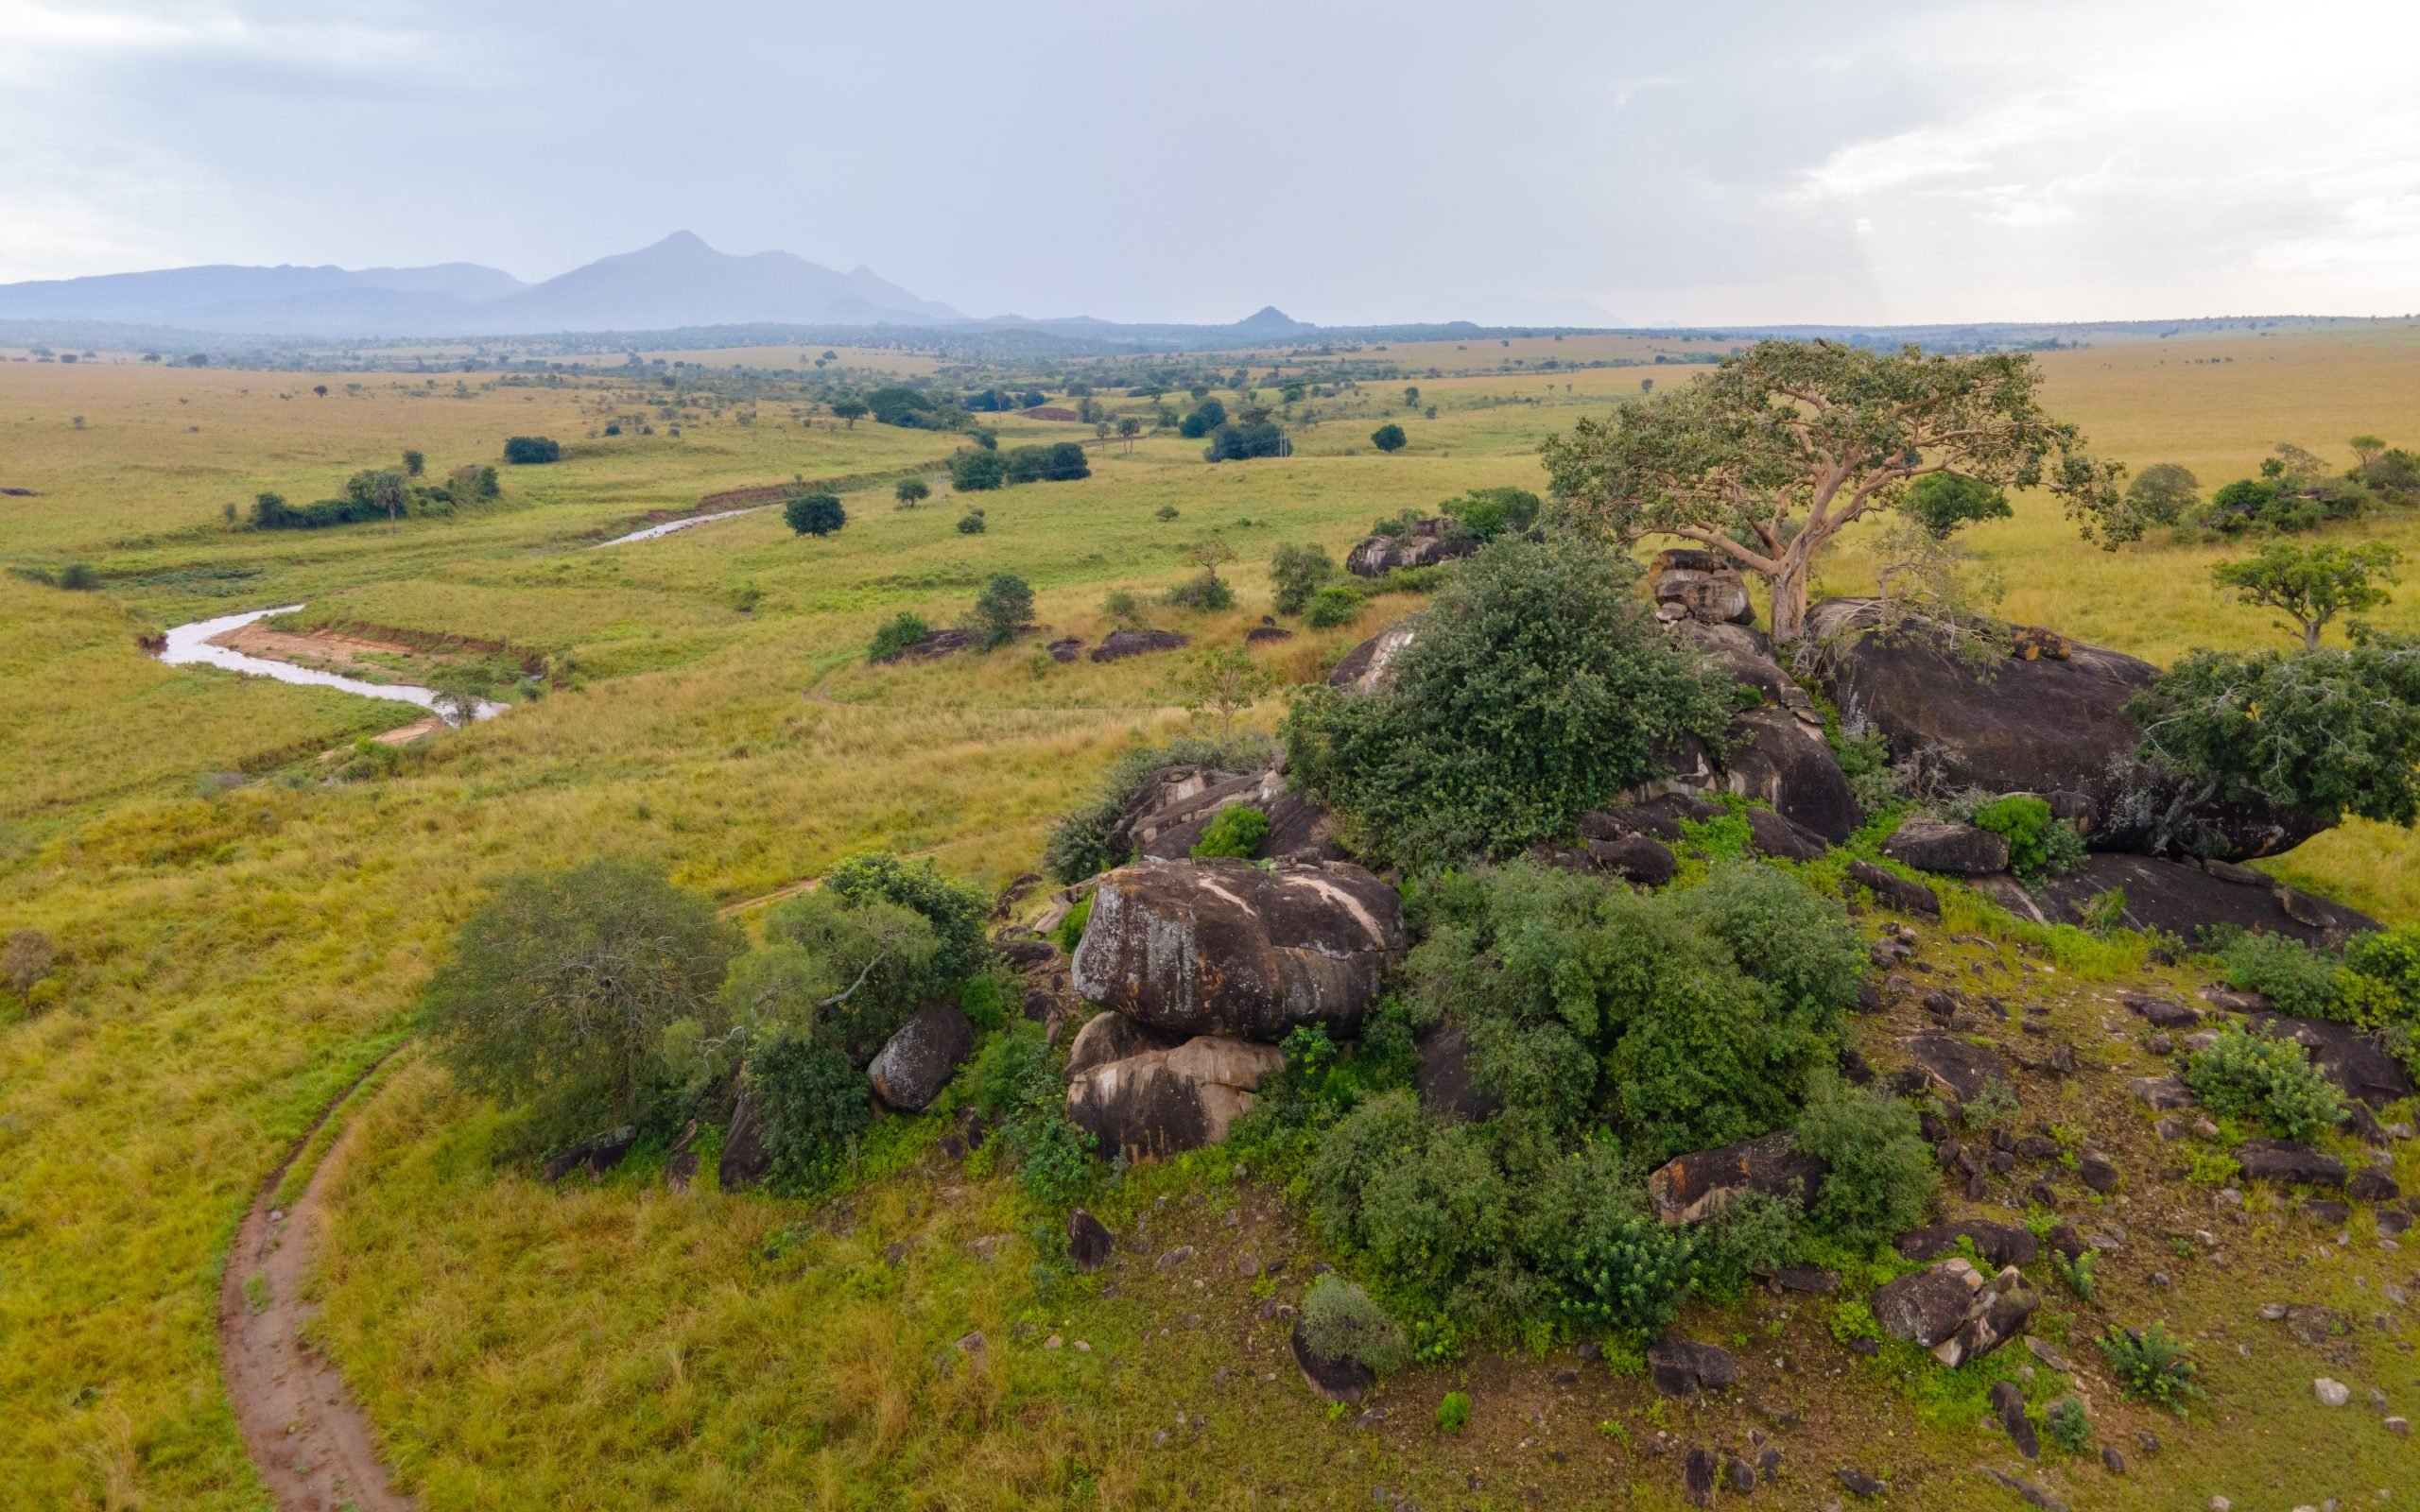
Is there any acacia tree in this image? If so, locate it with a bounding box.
[2212,541,2401,648]
[830,398,868,428]
[1540,341,2123,643]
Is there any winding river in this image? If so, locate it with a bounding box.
[158,605,506,720]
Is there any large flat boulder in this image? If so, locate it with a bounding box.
[2235,1138,2347,1188]
[1647,1130,1827,1225]
[1873,1261,1981,1348]
[1064,1035,1284,1160]
[1905,1031,2013,1103]
[1069,858,1407,1040]
[1898,1219,2038,1271]
[1883,819,2010,876]
[867,1001,975,1111]
[1801,597,2320,860]
[1979,853,2375,948]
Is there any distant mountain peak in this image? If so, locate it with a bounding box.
[1236,304,1304,330]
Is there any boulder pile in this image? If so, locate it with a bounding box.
[1345,517,1478,577]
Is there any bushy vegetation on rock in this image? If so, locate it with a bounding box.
[1302,1274,1409,1372]
[2181,1022,2347,1141]
[1041,732,1278,882]
[1285,536,1734,867]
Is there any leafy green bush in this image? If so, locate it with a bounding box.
[1284,537,1734,867]
[1436,1391,1473,1434]
[1191,804,1270,859]
[2099,1324,2203,1413]
[1165,571,1236,611]
[2181,1022,2346,1141]
[1694,1190,1805,1303]
[1050,893,1093,955]
[958,972,1010,1034]
[956,509,988,533]
[1791,1081,1936,1247]
[1041,732,1277,883]
[2216,930,2343,1018]
[1270,542,1338,614]
[1305,584,1364,629]
[968,1022,1094,1205]
[821,850,991,982]
[785,490,845,536]
[965,574,1032,648]
[866,611,929,662]
[1303,1274,1410,1372]
[747,1032,872,1189]
[502,435,560,464]
[1309,1092,1512,1296]
[2043,1396,2091,1455]
[1970,794,2083,881]
[424,861,735,1142]
[1675,862,1868,1032]
[1546,1208,1699,1340]
[1445,486,1541,541]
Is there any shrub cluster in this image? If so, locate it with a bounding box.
[1968,794,2084,882]
[1041,732,1279,883]
[2181,1022,2346,1141]
[1191,804,1270,859]
[1285,536,1735,868]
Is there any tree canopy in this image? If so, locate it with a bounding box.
[785,490,846,537]
[1539,340,2121,641]
[2212,541,2401,648]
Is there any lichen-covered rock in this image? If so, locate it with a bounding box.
[1064,1035,1284,1160]
[1646,1337,1740,1398]
[1070,859,1407,1041]
[1846,860,1942,918]
[1905,1031,2013,1103]
[1897,1219,2039,1271]
[867,1001,975,1112]
[1326,623,1417,696]
[1063,1009,1177,1077]
[1345,519,1478,577]
[1114,765,1338,864]
[1873,1261,1981,1348]
[1647,1130,1828,1226]
[2235,1138,2347,1188]
[1648,549,1755,626]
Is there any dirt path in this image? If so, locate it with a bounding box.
[217,1060,415,1512]
[210,621,422,677]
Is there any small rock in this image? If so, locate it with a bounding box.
[2101,1447,2125,1474]
[1156,1245,1196,1271]
[2025,1336,2071,1371]
[1980,1466,2068,1512]
[1684,1448,1718,1507]
[2315,1377,2351,1407]
[956,1331,985,1356]
[2386,1416,2411,1436]
[1838,1468,1887,1498]
[2079,1151,2120,1193]
[1045,1334,1063,1349]
[1724,1454,1756,1493]
[1068,1209,1115,1272]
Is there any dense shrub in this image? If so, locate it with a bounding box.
[786,490,845,536]
[2043,1396,2092,1455]
[1191,804,1270,858]
[1,928,59,1001]
[1203,421,1287,462]
[1969,794,2084,882]
[1305,584,1364,628]
[967,1022,1095,1204]
[746,1032,872,1187]
[1177,398,1225,438]
[2182,1022,2346,1141]
[2131,630,2420,829]
[864,387,938,426]
[1310,1091,1513,1296]
[1041,732,1277,882]
[502,436,561,464]
[2099,1324,2203,1412]
[1164,571,1236,611]
[423,862,735,1141]
[1302,1275,1410,1372]
[966,574,1033,648]
[1673,862,1868,1032]
[950,450,1007,491]
[1544,1205,1698,1339]
[2216,930,2343,1018]
[867,611,929,662]
[1371,422,1408,453]
[956,509,988,534]
[1790,1079,1937,1247]
[1443,486,1541,541]
[821,850,991,982]
[1002,441,1091,484]
[1284,537,1734,867]
[1270,541,1338,614]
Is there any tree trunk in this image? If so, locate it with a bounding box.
[2304,621,2323,651]
[1769,558,1811,645]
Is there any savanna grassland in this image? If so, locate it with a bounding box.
[4,321,2419,1511]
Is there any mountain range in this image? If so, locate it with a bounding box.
[0,232,966,336]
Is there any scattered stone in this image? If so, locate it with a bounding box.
[1906,1031,2013,1102]
[1837,1468,1887,1498]
[2024,1336,2071,1372]
[2387,1416,2411,1436]
[1768,1265,1842,1296]
[2124,994,2202,1030]
[1068,1209,1115,1272]
[1847,859,1943,919]
[1883,818,2011,876]
[1683,1448,1718,1507]
[2101,1448,2125,1474]
[1089,627,1190,662]
[1898,1219,2038,1271]
[2315,1377,2351,1407]
[2129,1074,2196,1110]
[541,1125,638,1183]
[2236,1139,2348,1189]
[2347,1167,2401,1203]
[1989,1380,2040,1459]
[1646,1338,1740,1398]
[1873,1262,1983,1349]
[1156,1245,1196,1271]
[1979,1466,2068,1512]
[956,1331,985,1356]
[2306,1199,2353,1227]
[2079,1151,2120,1194]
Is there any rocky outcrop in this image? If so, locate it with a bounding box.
[1649,549,1754,627]
[1063,1009,1176,1077]
[1346,518,1478,577]
[1846,860,1942,918]
[1882,818,2010,876]
[1905,1031,2013,1103]
[1646,1337,1740,1397]
[1897,1219,2039,1271]
[1327,623,1416,696]
[2235,1138,2347,1188]
[867,1002,975,1112]
[1801,597,2322,861]
[1070,859,1407,1041]
[1647,1130,1828,1225]
[1979,853,2376,948]
[1113,765,1339,864]
[1873,1259,2037,1366]
[1090,628,1190,662]
[1720,708,1860,843]
[717,1081,774,1192]
[1065,1035,1285,1160]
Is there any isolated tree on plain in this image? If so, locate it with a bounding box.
[1166,646,1276,738]
[402,449,425,477]
[1116,416,1143,452]
[313,385,329,398]
[1639,378,1653,395]
[786,490,846,537]
[366,468,410,531]
[1270,541,1338,614]
[1183,535,1240,581]
[1371,422,1408,454]
[830,399,869,429]
[2350,435,2388,467]
[1403,386,1420,407]
[894,478,931,507]
[1540,340,2123,644]
[2212,541,2402,648]
[2124,462,2201,526]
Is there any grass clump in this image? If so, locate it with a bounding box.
[1302,1274,1409,1373]
[2098,1323,2204,1413]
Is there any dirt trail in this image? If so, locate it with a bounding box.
[217,1060,415,1512]
[210,621,422,677]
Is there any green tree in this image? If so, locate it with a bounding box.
[1116,416,1143,452]
[1371,422,1408,453]
[1183,534,1239,582]
[2125,462,2201,525]
[830,398,869,428]
[894,478,931,507]
[1900,472,2013,538]
[1164,646,1276,736]
[2130,628,2420,829]
[967,574,1034,649]
[502,436,560,464]
[2211,540,2401,648]
[401,448,425,477]
[2351,434,2388,466]
[786,491,846,537]
[1541,340,2121,643]
[951,450,1007,491]
[1270,541,1338,614]
[422,862,736,1140]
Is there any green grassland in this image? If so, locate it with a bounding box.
[4,325,2420,1508]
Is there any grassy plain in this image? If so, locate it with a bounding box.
[3,324,2419,1509]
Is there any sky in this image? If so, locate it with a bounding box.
[2,0,2416,327]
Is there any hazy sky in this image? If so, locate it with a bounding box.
[4,0,2415,326]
